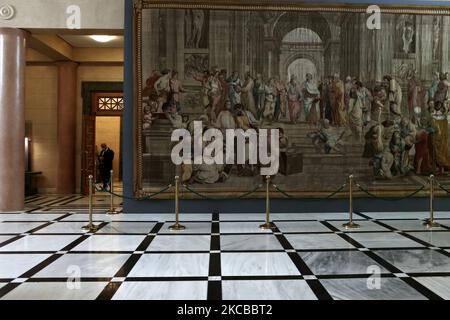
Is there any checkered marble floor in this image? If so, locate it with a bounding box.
[1,196,450,300]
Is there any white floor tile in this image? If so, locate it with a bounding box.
[60,214,110,222]
[327,221,390,232]
[0,236,14,244]
[34,254,131,278]
[222,280,317,300]
[221,252,300,276]
[112,281,207,300]
[219,214,270,221]
[299,251,389,275]
[378,220,447,231]
[407,231,450,247]
[147,235,210,252]
[320,278,426,300]
[0,235,81,252]
[34,222,90,234]
[374,249,450,273]
[285,234,354,250]
[220,235,283,251]
[275,221,332,233]
[1,282,108,300]
[0,214,65,222]
[127,253,210,277]
[0,222,47,234]
[114,214,212,222]
[0,254,52,278]
[273,213,366,221]
[96,222,157,234]
[414,277,450,299]
[71,235,146,252]
[436,220,450,228]
[362,212,426,219]
[159,222,212,234]
[348,232,424,248]
[434,212,450,218]
[106,214,173,222]
[220,222,272,234]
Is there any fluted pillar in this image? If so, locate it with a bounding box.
[0,28,27,212]
[56,62,78,194]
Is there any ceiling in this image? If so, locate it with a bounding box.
[58,35,124,48]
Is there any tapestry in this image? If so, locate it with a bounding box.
[134,1,450,199]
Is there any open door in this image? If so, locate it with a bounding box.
[81,114,96,195]
[81,89,123,195]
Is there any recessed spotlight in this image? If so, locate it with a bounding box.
[89,35,116,43]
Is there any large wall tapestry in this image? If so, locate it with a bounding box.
[134,0,450,199]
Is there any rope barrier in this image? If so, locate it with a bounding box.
[355,182,425,201]
[234,184,264,199]
[91,176,444,202]
[272,183,347,200]
[96,182,263,201]
[94,184,173,200]
[137,184,173,200]
[181,184,211,199]
[436,181,450,194]
[182,183,263,200]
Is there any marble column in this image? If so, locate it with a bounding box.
[56,62,78,194]
[0,28,27,212]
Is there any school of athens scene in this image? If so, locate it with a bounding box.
[138,9,450,195]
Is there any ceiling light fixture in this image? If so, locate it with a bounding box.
[89,35,117,43]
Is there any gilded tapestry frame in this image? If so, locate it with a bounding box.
[133,0,450,200]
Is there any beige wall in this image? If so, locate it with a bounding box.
[25,63,123,193]
[95,116,121,182]
[25,65,58,193]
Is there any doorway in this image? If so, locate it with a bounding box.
[95,116,122,185]
[287,58,318,84]
[81,90,124,195]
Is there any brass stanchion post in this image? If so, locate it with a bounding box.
[260,176,275,230]
[169,176,186,231]
[424,174,440,228]
[82,175,99,232]
[106,170,119,215]
[343,174,360,229]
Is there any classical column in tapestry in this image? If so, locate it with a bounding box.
[56,61,79,194]
[165,9,178,69]
[263,38,278,79]
[209,10,231,71]
[415,14,439,84]
[338,14,361,81]
[0,28,27,212]
[442,16,450,73]
[324,40,340,77]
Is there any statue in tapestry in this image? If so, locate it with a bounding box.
[396,15,415,55]
[185,10,208,49]
[432,16,441,61]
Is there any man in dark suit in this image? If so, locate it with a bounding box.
[99,143,115,190]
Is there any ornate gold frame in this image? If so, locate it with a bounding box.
[133,0,450,200]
